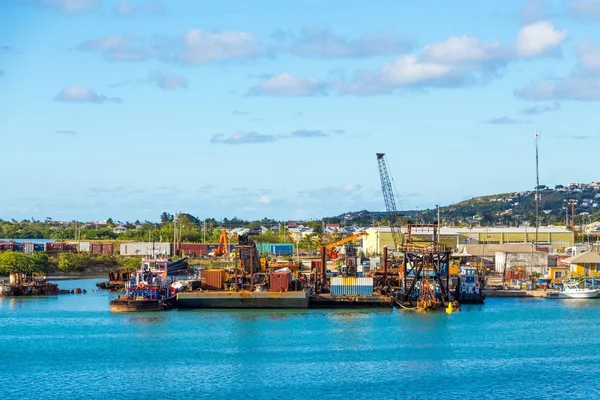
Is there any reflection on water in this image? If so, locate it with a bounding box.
[2,280,600,399]
[123,315,166,325]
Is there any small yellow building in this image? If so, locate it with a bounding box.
[564,252,600,278]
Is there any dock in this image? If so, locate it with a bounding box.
[483,289,556,298]
[176,289,311,309]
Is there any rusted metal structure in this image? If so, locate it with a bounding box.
[398,248,451,305]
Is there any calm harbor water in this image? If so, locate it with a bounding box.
[1,278,600,400]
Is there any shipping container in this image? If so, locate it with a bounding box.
[46,242,66,252]
[330,277,374,296]
[92,243,114,255]
[203,269,226,290]
[269,271,292,292]
[78,242,91,252]
[119,242,170,256]
[270,244,294,255]
[180,243,209,257]
[0,242,15,252]
[23,242,45,253]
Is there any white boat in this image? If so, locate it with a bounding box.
[549,282,600,299]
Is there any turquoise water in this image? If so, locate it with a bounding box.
[2,278,600,399]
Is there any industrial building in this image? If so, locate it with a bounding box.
[361,226,574,255]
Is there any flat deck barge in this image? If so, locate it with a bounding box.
[176,289,311,309]
[310,294,393,308]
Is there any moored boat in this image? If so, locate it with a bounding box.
[110,257,176,312]
[547,281,600,299]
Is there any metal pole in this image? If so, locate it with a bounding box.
[383,246,388,283]
[534,131,540,246]
[320,246,326,294]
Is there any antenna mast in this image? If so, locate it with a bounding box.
[534,131,540,246]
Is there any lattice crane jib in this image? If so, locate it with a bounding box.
[376,153,403,250]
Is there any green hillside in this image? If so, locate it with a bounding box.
[335,182,600,226]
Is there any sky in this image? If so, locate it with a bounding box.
[1,0,600,223]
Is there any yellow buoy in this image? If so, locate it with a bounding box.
[445,302,453,314]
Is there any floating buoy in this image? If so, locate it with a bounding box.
[446,302,453,314]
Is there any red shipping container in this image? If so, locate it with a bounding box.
[0,242,14,251]
[180,243,209,257]
[269,271,292,292]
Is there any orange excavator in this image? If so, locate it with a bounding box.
[325,231,367,259]
[210,229,229,257]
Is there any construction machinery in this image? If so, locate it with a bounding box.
[209,229,229,257]
[324,231,367,259]
[236,233,264,274]
[376,153,403,251]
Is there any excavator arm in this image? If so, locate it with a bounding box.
[325,231,367,259]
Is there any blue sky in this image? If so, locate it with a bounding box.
[1,0,600,222]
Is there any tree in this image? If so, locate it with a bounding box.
[160,212,174,225]
[0,252,31,274]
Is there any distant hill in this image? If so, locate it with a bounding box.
[328,182,600,226]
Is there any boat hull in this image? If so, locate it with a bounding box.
[176,290,311,309]
[547,290,599,299]
[109,296,176,312]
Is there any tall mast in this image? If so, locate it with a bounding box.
[534,131,540,246]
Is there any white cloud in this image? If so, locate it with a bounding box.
[421,35,504,64]
[516,40,600,101]
[210,132,275,145]
[482,116,527,125]
[249,73,326,96]
[211,129,330,145]
[149,72,188,90]
[334,21,567,95]
[576,41,600,69]
[515,21,567,57]
[78,35,147,62]
[258,196,271,204]
[379,55,456,85]
[290,27,413,58]
[570,0,600,20]
[42,0,99,12]
[178,29,264,65]
[54,85,122,104]
[113,0,165,17]
[516,77,600,100]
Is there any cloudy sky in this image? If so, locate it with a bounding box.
[1,0,600,222]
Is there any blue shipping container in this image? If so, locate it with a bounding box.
[270,244,294,255]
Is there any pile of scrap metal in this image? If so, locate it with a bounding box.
[96,269,136,291]
[0,273,60,296]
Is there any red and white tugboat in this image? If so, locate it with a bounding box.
[110,257,176,312]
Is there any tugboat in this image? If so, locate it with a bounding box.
[109,257,176,312]
[456,266,485,304]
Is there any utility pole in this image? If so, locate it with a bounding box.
[534,130,540,247]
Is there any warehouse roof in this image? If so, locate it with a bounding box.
[562,252,600,264]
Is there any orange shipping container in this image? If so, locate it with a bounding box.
[203,269,226,290]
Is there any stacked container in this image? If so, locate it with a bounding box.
[330,277,374,296]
